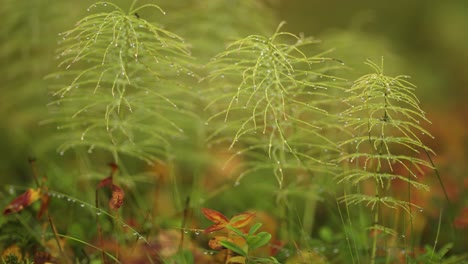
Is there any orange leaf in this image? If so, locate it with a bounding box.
[3,188,41,215]
[202,208,229,233]
[229,212,255,228]
[202,208,229,224]
[205,223,227,233]
[109,184,125,210]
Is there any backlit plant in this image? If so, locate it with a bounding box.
[336,59,435,263]
[204,22,343,189]
[46,1,196,163]
[1,1,465,264]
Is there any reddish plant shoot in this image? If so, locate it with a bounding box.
[97,176,113,189]
[96,163,125,210]
[202,208,255,233]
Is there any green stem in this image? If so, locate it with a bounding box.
[370,186,379,264]
[425,150,456,240]
[302,197,316,238]
[370,78,388,264]
[337,197,356,264]
[277,136,292,243]
[129,0,138,13]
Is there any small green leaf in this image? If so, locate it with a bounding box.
[248,222,262,236]
[226,225,247,239]
[220,240,247,256]
[247,232,271,250]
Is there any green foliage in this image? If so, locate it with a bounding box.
[204,22,344,188]
[2,254,20,264]
[163,250,194,264]
[337,59,433,205]
[336,59,435,263]
[0,1,465,263]
[46,1,196,163]
[415,243,468,264]
[221,224,274,263]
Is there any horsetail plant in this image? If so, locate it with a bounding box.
[204,22,344,189]
[46,1,196,163]
[337,59,435,264]
[201,22,349,246]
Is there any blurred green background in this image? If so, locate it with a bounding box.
[0,0,466,260]
[279,0,468,105]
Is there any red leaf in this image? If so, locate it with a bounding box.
[98,163,119,189]
[109,184,125,210]
[3,188,41,215]
[229,212,255,228]
[97,176,112,189]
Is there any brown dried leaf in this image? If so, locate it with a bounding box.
[3,188,41,215]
